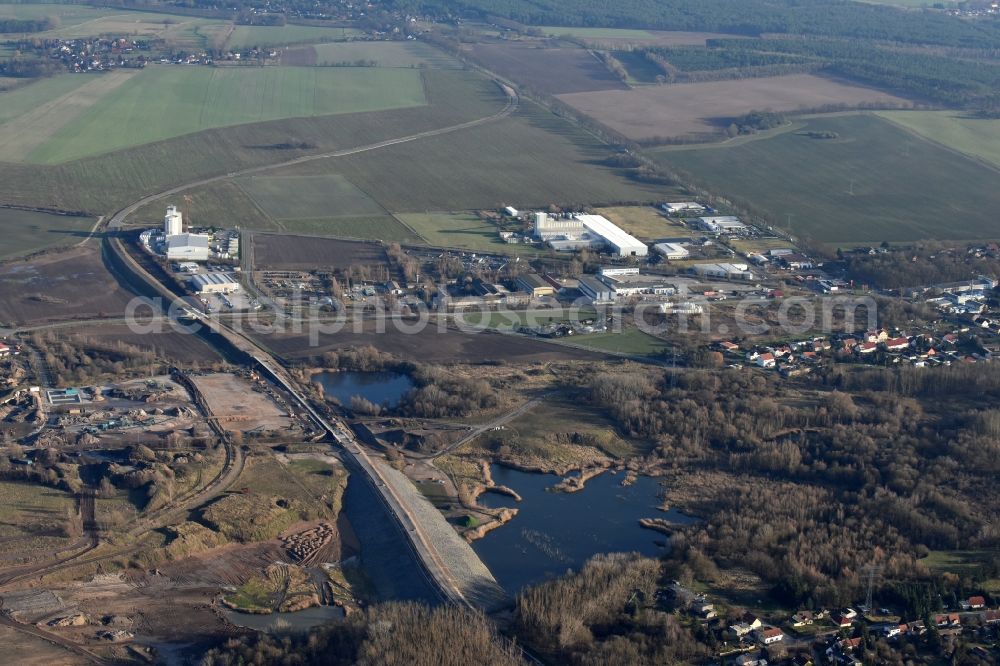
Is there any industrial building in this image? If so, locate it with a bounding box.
[164,205,183,236]
[166,233,210,262]
[598,272,677,298]
[661,202,706,215]
[533,212,647,257]
[691,263,754,280]
[653,242,690,260]
[516,273,556,298]
[190,272,240,295]
[578,275,616,303]
[697,216,748,235]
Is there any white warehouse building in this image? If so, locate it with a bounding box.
[653,242,690,260]
[166,233,210,262]
[533,213,647,257]
[164,205,183,236]
[190,272,240,295]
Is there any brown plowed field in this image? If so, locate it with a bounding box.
[557,74,911,140]
[253,234,389,271]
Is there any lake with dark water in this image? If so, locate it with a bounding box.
[222,605,345,633]
[312,371,414,409]
[472,465,697,593]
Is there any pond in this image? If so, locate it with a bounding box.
[222,605,345,633]
[313,371,414,409]
[472,465,697,594]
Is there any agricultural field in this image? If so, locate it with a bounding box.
[237,174,388,221]
[20,65,427,164]
[877,110,1000,169]
[557,74,911,140]
[464,41,628,94]
[280,100,673,213]
[0,245,134,326]
[0,68,502,215]
[132,180,276,232]
[0,208,94,260]
[252,234,389,271]
[398,212,542,255]
[0,69,139,162]
[654,114,1000,244]
[226,24,361,50]
[284,40,461,69]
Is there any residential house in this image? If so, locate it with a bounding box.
[0,342,9,358]
[884,336,911,352]
[832,613,855,629]
[734,653,768,666]
[865,329,889,343]
[791,611,815,627]
[756,627,783,645]
[934,613,961,628]
[961,596,987,610]
[855,341,878,354]
[756,353,776,368]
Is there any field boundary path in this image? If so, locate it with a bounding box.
[106,81,519,230]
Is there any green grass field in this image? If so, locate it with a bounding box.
[654,114,1000,244]
[304,40,461,69]
[21,66,426,164]
[397,212,542,254]
[227,24,361,49]
[920,550,1000,593]
[0,208,94,259]
[560,328,670,356]
[279,216,419,241]
[877,110,1000,170]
